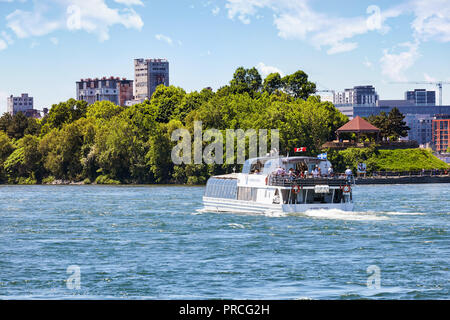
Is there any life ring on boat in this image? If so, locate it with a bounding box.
[292,185,301,194]
[342,185,351,193]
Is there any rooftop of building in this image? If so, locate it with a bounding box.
[9,93,31,98]
[337,116,380,133]
[134,58,168,63]
[77,77,132,82]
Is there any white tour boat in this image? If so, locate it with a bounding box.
[203,154,354,214]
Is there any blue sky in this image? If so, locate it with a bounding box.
[1,0,450,114]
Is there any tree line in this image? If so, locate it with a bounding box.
[0,67,348,184]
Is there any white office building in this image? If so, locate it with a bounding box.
[7,93,34,116]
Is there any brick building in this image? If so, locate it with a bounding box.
[76,77,133,106]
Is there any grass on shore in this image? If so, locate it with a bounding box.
[338,148,449,172]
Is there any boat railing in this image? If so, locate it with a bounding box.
[268,174,355,187]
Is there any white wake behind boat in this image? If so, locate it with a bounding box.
[203,154,354,215]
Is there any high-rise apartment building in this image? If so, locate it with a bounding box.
[134,58,169,100]
[405,89,436,105]
[334,85,378,106]
[7,93,34,116]
[76,77,133,106]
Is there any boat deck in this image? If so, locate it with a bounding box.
[268,175,354,187]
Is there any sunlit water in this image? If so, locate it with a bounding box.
[0,184,448,299]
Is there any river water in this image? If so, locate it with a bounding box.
[0,184,448,299]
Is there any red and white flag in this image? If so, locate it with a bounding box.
[294,147,306,152]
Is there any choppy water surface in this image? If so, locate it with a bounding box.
[0,184,448,299]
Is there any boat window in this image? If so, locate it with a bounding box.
[237,187,258,201]
[205,178,237,199]
[242,160,251,174]
[250,160,263,173]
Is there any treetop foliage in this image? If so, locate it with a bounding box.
[0,66,352,184]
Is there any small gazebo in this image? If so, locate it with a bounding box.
[336,116,380,142]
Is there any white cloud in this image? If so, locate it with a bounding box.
[363,57,373,68]
[7,9,61,38]
[212,6,220,16]
[30,40,39,48]
[256,62,284,78]
[1,31,14,44]
[4,0,144,43]
[64,0,144,41]
[114,0,144,6]
[225,0,271,24]
[225,0,403,54]
[0,39,7,50]
[155,33,173,45]
[424,73,437,82]
[411,0,450,42]
[50,37,58,45]
[380,41,420,81]
[200,49,211,57]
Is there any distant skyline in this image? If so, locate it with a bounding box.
[1,0,450,114]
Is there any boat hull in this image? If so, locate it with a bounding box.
[203,197,353,215]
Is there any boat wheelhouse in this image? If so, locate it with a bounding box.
[203,155,354,214]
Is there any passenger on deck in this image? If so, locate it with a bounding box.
[328,166,334,177]
[275,166,285,175]
[253,169,260,174]
[288,168,295,181]
[312,166,319,178]
[345,167,353,178]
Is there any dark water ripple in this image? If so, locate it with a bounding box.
[0,184,449,299]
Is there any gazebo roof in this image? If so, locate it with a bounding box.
[336,116,380,133]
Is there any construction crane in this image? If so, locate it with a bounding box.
[391,81,450,106]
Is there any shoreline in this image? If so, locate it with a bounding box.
[355,175,450,184]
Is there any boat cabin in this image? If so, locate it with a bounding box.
[242,156,332,175]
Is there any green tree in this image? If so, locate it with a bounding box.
[120,100,158,141]
[146,123,173,183]
[282,70,316,100]
[229,67,262,95]
[367,112,389,140]
[0,131,15,182]
[0,112,39,139]
[367,108,410,141]
[39,118,94,180]
[263,72,283,94]
[86,100,124,121]
[3,135,43,183]
[172,90,213,123]
[95,117,149,183]
[151,85,186,123]
[387,107,410,140]
[40,99,88,133]
[0,113,13,134]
